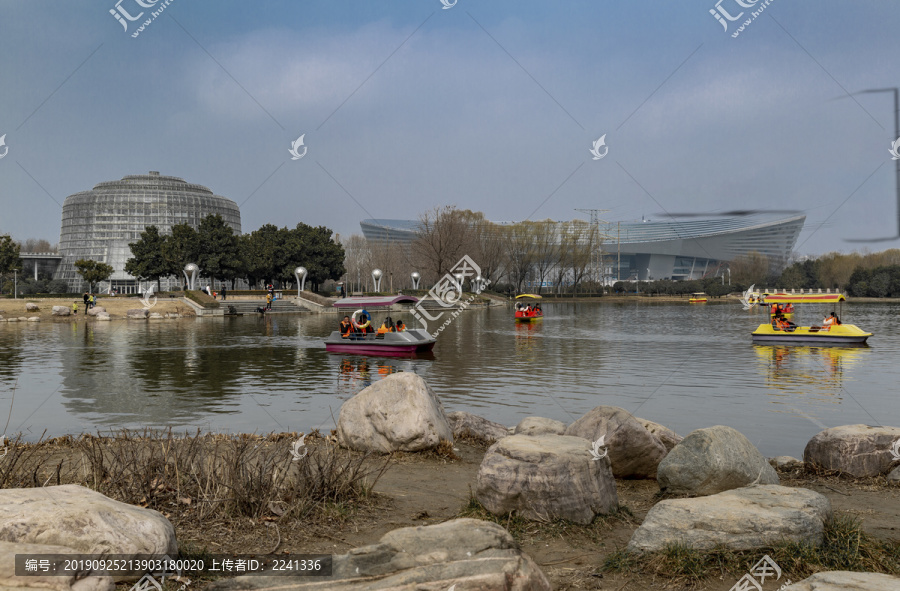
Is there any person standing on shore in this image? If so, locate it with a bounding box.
[221,285,227,301]
[72,301,78,315]
[83,293,89,309]
[266,291,273,310]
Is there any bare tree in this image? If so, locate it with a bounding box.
[530,220,558,294]
[413,206,473,283]
[342,234,371,294]
[500,223,536,293]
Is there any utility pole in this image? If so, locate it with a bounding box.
[575,208,612,290]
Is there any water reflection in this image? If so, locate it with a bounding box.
[753,344,869,392]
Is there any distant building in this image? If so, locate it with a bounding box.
[360,214,805,282]
[55,172,241,293]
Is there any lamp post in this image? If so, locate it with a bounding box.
[372,269,383,292]
[294,267,307,295]
[13,269,17,299]
[411,272,420,290]
[183,263,199,291]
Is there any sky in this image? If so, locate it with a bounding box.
[1,0,899,255]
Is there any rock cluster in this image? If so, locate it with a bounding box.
[337,373,453,453]
[657,425,779,495]
[447,411,509,444]
[514,416,566,436]
[804,424,900,477]
[206,518,550,591]
[476,434,618,524]
[565,406,667,478]
[0,485,177,584]
[51,306,71,316]
[627,485,831,552]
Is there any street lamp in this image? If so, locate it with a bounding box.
[411,272,420,289]
[294,267,307,295]
[372,269,383,292]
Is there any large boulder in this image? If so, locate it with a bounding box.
[337,373,453,453]
[784,571,900,590]
[97,314,111,321]
[627,485,831,553]
[27,317,40,322]
[86,306,107,317]
[514,416,567,436]
[0,541,115,591]
[804,424,900,477]
[637,418,683,452]
[206,518,550,591]
[126,309,149,319]
[447,411,509,444]
[889,466,900,486]
[51,306,71,317]
[657,425,779,495]
[0,485,176,580]
[25,303,39,311]
[565,406,666,478]
[475,434,618,524]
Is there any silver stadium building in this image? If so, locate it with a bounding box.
[360,214,805,282]
[56,172,241,293]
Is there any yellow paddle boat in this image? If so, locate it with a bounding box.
[514,294,543,322]
[750,294,872,344]
[688,292,708,303]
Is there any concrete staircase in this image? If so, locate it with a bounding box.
[221,299,307,315]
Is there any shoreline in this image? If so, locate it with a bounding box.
[3,429,898,590]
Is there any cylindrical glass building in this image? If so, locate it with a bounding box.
[55,171,241,293]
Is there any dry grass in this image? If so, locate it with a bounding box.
[602,515,900,588]
[1,430,390,527]
[457,493,636,546]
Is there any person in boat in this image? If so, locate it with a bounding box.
[395,320,406,332]
[340,315,355,339]
[355,310,374,334]
[535,304,542,314]
[377,317,395,334]
[772,312,796,332]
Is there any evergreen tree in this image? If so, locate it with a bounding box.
[125,226,169,291]
[74,259,114,292]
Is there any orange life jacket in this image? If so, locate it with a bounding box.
[340,321,353,337]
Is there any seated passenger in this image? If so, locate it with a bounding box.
[395,320,406,332]
[354,311,373,334]
[377,317,395,334]
[339,315,354,338]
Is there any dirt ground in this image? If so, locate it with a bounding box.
[0,296,192,319]
[163,441,900,591]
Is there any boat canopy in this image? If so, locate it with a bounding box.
[764,293,846,304]
[691,292,707,297]
[515,294,542,299]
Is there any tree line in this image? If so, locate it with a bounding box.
[125,214,345,291]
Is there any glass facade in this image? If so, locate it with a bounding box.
[55,172,241,292]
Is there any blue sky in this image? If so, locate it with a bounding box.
[1,0,898,254]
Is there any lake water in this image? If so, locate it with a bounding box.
[0,301,897,458]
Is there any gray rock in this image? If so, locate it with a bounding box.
[627,485,831,553]
[337,373,453,453]
[0,541,115,591]
[5,318,17,323]
[51,306,70,317]
[97,314,111,321]
[784,571,900,590]
[148,312,164,319]
[205,518,550,591]
[126,309,149,319]
[86,306,107,317]
[888,466,900,486]
[475,434,618,524]
[0,485,176,581]
[565,405,666,478]
[514,416,567,436]
[658,426,778,495]
[17,317,27,322]
[804,424,900,477]
[447,411,508,444]
[26,317,40,322]
[637,418,683,452]
[25,303,39,312]
[770,456,804,470]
